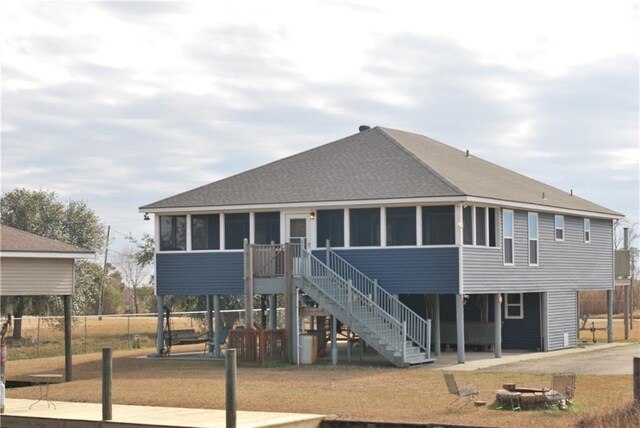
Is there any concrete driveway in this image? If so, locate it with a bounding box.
[439,343,639,374]
[485,343,639,375]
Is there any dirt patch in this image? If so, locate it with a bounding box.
[5,349,637,427]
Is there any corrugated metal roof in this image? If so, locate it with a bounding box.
[140,126,621,216]
[0,224,94,254]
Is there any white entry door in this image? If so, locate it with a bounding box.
[285,214,309,247]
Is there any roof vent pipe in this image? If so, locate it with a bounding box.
[359,125,371,132]
[465,149,470,157]
[570,189,573,196]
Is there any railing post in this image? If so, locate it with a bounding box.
[426,319,431,359]
[326,239,330,269]
[348,280,353,321]
[401,321,407,365]
[373,280,378,306]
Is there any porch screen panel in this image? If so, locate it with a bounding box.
[475,207,487,246]
[191,214,220,250]
[488,208,497,247]
[317,209,344,247]
[160,215,186,251]
[422,206,455,245]
[463,206,473,245]
[255,212,280,244]
[386,207,416,246]
[350,208,380,247]
[225,213,249,249]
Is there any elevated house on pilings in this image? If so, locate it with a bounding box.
[140,126,622,366]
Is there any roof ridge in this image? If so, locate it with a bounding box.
[375,127,464,195]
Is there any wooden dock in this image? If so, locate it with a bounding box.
[1,398,326,428]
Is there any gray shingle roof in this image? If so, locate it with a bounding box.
[0,224,94,254]
[141,127,621,216]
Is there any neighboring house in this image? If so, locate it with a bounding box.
[140,126,621,366]
[0,224,94,380]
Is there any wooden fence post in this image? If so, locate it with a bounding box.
[226,349,237,428]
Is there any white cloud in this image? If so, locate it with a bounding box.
[1,0,638,247]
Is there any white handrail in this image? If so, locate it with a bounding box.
[326,249,431,356]
[295,246,406,354]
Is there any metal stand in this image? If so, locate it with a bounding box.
[29,374,63,409]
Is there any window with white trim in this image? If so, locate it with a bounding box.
[555,215,564,241]
[528,212,538,266]
[160,215,186,251]
[503,209,514,265]
[584,218,591,243]
[504,293,523,319]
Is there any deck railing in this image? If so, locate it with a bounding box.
[251,244,286,278]
[228,328,288,365]
[326,248,431,356]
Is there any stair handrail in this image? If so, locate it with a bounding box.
[326,248,430,356]
[296,246,406,354]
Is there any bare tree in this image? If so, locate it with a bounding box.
[115,245,152,314]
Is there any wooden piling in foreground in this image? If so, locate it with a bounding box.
[102,348,112,420]
[634,357,640,401]
[226,349,237,428]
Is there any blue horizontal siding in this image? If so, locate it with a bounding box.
[322,247,459,294]
[500,293,542,350]
[156,252,244,295]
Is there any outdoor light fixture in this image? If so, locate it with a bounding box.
[309,211,316,220]
[143,213,150,221]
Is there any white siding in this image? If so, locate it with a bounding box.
[0,257,74,296]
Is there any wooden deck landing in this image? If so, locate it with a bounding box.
[1,398,326,428]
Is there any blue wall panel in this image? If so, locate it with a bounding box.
[500,293,541,350]
[326,247,459,294]
[156,252,244,296]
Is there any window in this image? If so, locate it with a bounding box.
[463,206,473,245]
[504,293,523,319]
[528,212,538,265]
[317,209,344,247]
[476,207,487,246]
[159,215,186,251]
[422,206,455,245]
[503,209,514,265]
[584,218,591,243]
[386,207,416,246]
[350,208,380,247]
[191,214,220,250]
[255,212,280,244]
[225,213,249,249]
[555,215,564,241]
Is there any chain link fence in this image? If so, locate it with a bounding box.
[4,308,284,360]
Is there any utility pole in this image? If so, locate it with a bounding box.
[98,225,110,320]
[624,228,630,340]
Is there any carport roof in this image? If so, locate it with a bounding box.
[0,224,94,256]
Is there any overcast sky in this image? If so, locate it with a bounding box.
[2,0,639,253]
